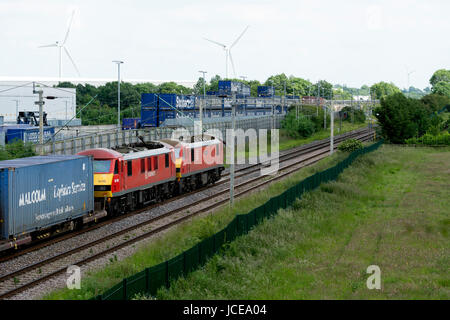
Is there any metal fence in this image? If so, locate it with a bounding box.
[92,139,384,300]
[35,115,285,155]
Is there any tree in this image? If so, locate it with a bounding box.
[193,77,206,95]
[375,93,430,143]
[97,82,140,108]
[429,69,450,87]
[431,81,450,98]
[264,73,289,96]
[421,93,450,113]
[311,80,333,99]
[206,75,221,92]
[247,79,262,96]
[134,83,158,95]
[370,82,401,99]
[333,88,352,100]
[157,82,192,94]
[289,76,312,96]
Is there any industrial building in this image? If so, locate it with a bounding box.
[0,83,77,125]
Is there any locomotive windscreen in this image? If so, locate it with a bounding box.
[94,160,112,173]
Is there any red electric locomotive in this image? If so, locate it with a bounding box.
[77,135,224,216]
[78,140,176,214]
[161,134,224,193]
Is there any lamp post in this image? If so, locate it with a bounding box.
[330,100,334,155]
[230,94,236,206]
[113,60,124,129]
[199,70,207,137]
[12,99,19,121]
[240,76,247,116]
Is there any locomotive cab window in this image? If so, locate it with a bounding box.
[191,148,195,162]
[165,153,169,168]
[147,157,151,171]
[153,156,158,170]
[127,160,132,176]
[94,160,111,173]
[141,158,145,173]
[114,160,119,174]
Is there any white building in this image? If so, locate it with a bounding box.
[0,83,76,124]
[352,95,371,101]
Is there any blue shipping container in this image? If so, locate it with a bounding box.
[218,81,240,97]
[5,126,55,144]
[0,155,94,240]
[257,86,275,97]
[122,118,141,130]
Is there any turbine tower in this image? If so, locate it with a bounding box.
[39,10,80,79]
[203,26,249,79]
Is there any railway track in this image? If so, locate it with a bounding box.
[0,128,374,299]
[0,127,371,264]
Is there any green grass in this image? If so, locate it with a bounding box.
[152,145,450,300]
[223,120,368,167]
[43,144,354,300]
[278,121,368,151]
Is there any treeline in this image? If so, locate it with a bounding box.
[375,93,450,144]
[282,105,366,139]
[56,69,449,125]
[375,69,450,144]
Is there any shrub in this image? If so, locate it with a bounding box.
[0,141,36,160]
[405,132,450,146]
[282,111,316,138]
[340,106,366,123]
[420,94,450,113]
[375,93,431,143]
[338,139,363,152]
[311,108,330,132]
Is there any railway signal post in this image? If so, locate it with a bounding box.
[33,83,44,155]
[230,94,236,207]
[330,103,334,155]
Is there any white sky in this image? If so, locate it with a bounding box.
[0,0,448,89]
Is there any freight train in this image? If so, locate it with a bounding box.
[0,135,224,253]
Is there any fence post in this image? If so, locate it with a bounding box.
[145,268,150,294]
[123,278,127,300]
[165,261,169,288]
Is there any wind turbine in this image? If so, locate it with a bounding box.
[203,26,249,79]
[39,10,80,79]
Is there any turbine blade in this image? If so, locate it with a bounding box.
[229,51,236,78]
[230,25,249,49]
[203,37,227,49]
[64,47,80,76]
[39,43,57,48]
[63,10,76,45]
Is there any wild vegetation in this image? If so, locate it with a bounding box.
[338,138,363,152]
[43,147,357,300]
[152,145,450,300]
[0,141,36,160]
[374,70,450,144]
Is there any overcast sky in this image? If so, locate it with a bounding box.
[0,0,448,89]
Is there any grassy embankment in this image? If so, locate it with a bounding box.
[44,142,359,300]
[153,145,449,300]
[224,121,368,166]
